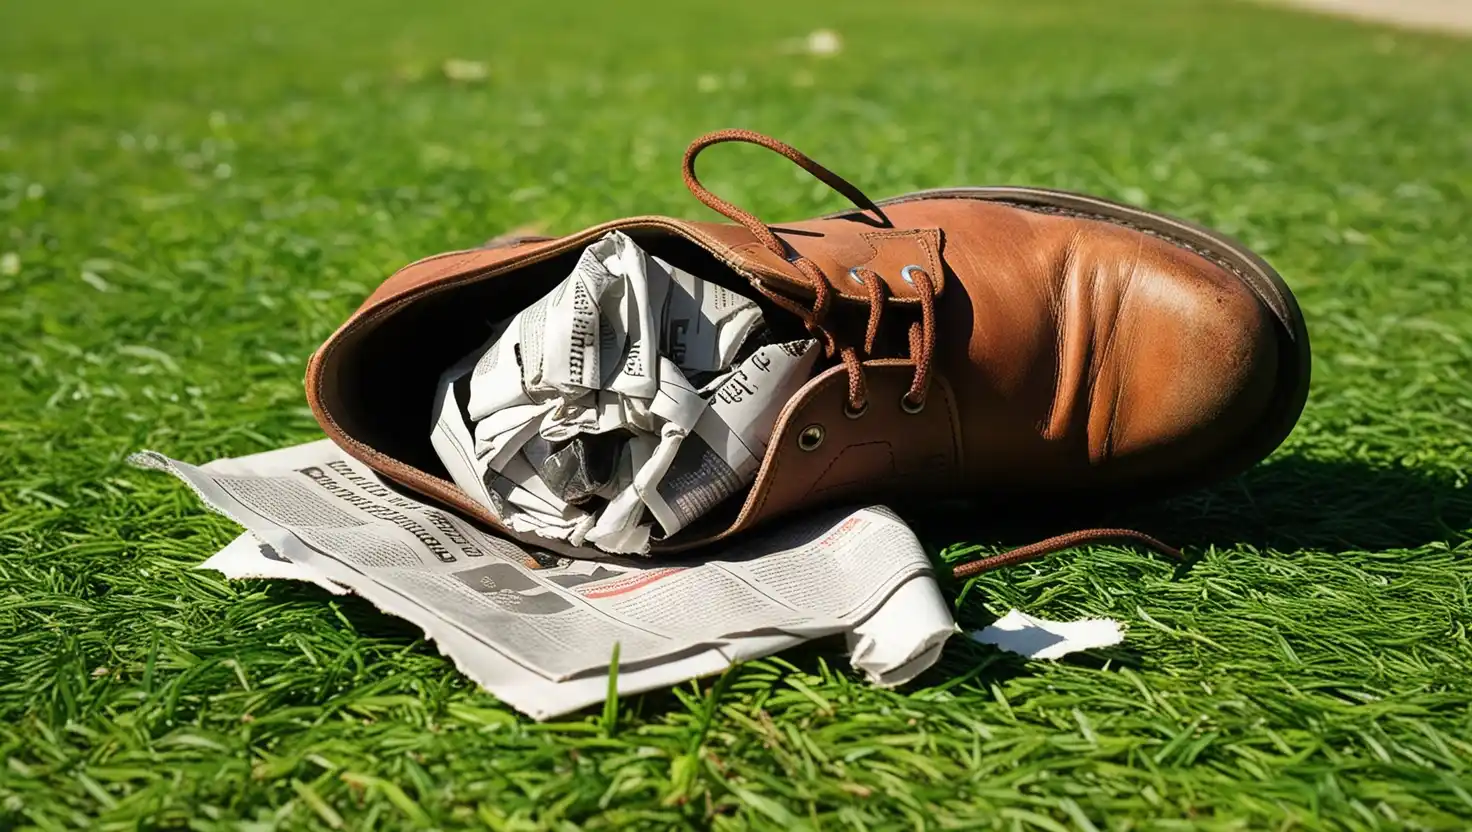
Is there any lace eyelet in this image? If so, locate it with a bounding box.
[797,424,825,451]
[844,400,869,420]
[900,393,925,414]
[848,267,865,285]
[900,264,923,285]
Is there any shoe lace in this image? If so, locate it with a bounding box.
[682,129,935,414]
[682,130,1180,578]
[951,528,1182,578]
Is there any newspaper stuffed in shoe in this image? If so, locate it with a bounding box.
[431,230,819,555]
[133,440,957,720]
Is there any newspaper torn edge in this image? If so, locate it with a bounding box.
[202,532,349,595]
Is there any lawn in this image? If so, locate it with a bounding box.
[2,0,1470,827]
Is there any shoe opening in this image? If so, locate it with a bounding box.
[313,228,806,545]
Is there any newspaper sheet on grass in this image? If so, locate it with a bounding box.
[134,440,957,719]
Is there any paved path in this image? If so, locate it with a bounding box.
[1277,0,1472,33]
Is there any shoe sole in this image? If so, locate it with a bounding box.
[866,186,1313,496]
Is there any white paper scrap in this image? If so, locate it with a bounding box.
[968,609,1123,660]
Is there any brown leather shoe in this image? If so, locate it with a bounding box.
[306,129,1309,554]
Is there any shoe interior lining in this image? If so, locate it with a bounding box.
[321,230,796,492]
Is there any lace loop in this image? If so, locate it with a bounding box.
[853,267,887,354]
[904,266,938,408]
[683,130,936,417]
[682,129,890,254]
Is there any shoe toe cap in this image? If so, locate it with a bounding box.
[1090,241,1280,481]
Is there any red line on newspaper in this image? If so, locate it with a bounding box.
[816,517,863,549]
[578,567,687,599]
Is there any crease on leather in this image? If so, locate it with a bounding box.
[1103,308,1141,464]
[1092,233,1144,463]
[935,372,964,471]
[1042,228,1084,437]
[1046,244,1096,443]
[1079,253,1105,452]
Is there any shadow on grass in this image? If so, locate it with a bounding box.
[903,454,1471,556]
[627,633,1152,707]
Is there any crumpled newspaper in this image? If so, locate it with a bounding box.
[431,230,819,555]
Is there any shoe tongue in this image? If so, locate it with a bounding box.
[676,218,945,305]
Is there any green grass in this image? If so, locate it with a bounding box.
[2,0,1470,827]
